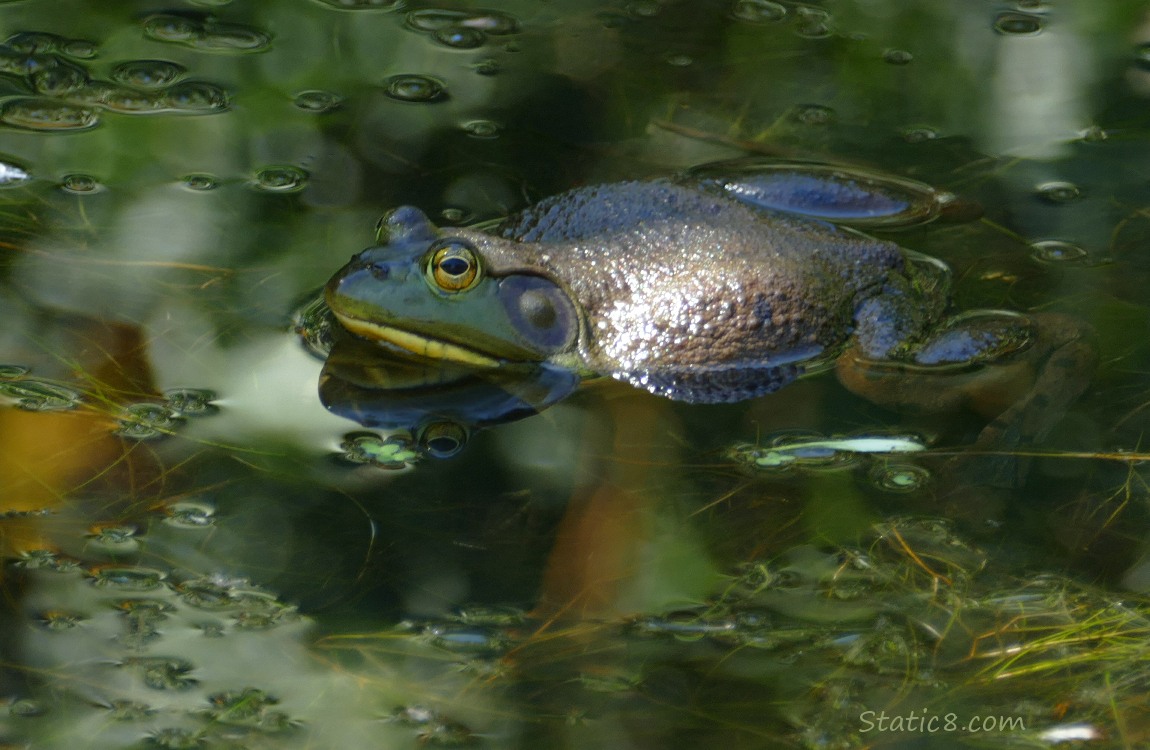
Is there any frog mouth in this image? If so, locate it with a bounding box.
[332,311,502,368]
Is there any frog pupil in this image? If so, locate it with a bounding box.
[439,256,470,277]
[425,434,462,456]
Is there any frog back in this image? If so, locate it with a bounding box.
[492,180,907,402]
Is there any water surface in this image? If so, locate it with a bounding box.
[2,1,1150,748]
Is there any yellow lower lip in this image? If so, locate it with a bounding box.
[333,312,501,368]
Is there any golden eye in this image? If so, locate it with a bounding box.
[426,239,480,292]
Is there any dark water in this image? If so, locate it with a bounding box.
[2,1,1150,748]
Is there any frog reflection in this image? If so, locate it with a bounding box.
[324,160,1095,461]
[320,334,578,459]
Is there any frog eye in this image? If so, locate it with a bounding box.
[426,239,481,293]
[419,421,468,458]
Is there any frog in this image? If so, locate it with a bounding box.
[324,164,1095,457]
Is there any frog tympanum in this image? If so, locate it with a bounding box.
[324,161,1095,455]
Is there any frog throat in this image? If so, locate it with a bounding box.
[332,311,502,368]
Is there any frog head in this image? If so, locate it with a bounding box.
[325,206,581,367]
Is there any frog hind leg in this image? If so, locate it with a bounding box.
[838,311,1097,487]
[970,312,1097,484]
[617,363,801,404]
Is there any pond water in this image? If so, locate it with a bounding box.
[2,1,1150,748]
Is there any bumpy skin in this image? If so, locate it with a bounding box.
[469,179,918,401]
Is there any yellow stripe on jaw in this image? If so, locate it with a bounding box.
[333,312,502,368]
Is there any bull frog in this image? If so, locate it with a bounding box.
[324,163,1094,449]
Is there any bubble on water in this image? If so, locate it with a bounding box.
[164,501,216,529]
[0,97,99,131]
[102,701,156,721]
[794,7,832,38]
[117,606,166,649]
[16,551,79,575]
[870,463,930,492]
[406,9,469,31]
[0,507,50,520]
[252,165,308,193]
[731,0,787,23]
[206,687,289,727]
[439,206,470,224]
[883,48,913,65]
[90,566,166,591]
[164,387,218,416]
[177,579,233,609]
[293,89,342,112]
[461,118,500,138]
[143,14,270,52]
[433,26,487,49]
[60,173,101,194]
[5,31,65,54]
[162,81,229,113]
[142,15,202,43]
[146,728,202,748]
[630,609,739,641]
[122,656,198,690]
[627,1,660,18]
[315,0,405,9]
[36,610,86,631]
[197,24,272,52]
[728,431,861,472]
[452,604,525,626]
[86,524,141,554]
[0,160,31,187]
[0,378,83,410]
[180,173,218,191]
[60,39,98,59]
[387,705,439,726]
[1036,180,1080,203]
[113,598,175,616]
[8,699,46,717]
[115,402,184,440]
[902,125,938,143]
[463,12,519,34]
[994,11,1043,36]
[68,81,116,106]
[664,52,693,67]
[407,8,518,34]
[418,720,477,746]
[30,62,89,95]
[111,59,187,88]
[795,104,835,125]
[100,86,160,114]
[1030,239,1089,265]
[420,622,510,654]
[471,58,501,76]
[1079,125,1108,142]
[384,74,447,102]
